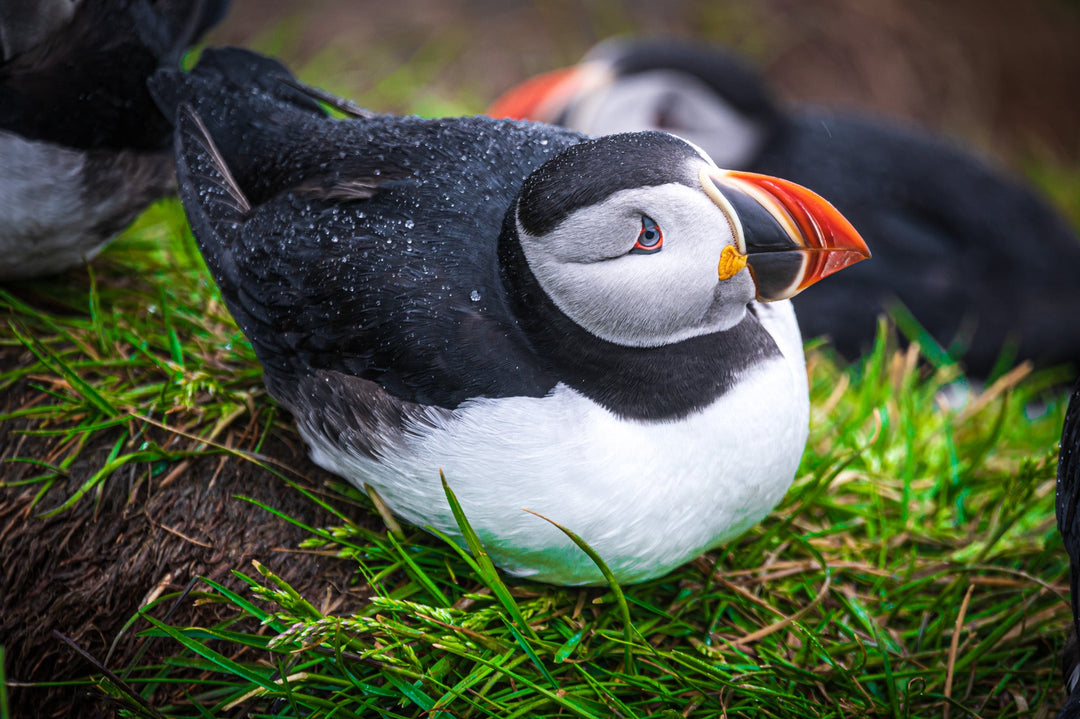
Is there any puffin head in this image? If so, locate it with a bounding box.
[488,39,782,169]
[510,131,869,347]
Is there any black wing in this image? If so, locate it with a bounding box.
[163,48,585,411]
[1059,384,1080,628]
[1059,382,1080,717]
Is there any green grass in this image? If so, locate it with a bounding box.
[1,193,1072,718]
[2,24,1078,718]
[0,645,9,719]
[1,204,268,515]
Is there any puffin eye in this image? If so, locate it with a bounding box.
[630,215,663,255]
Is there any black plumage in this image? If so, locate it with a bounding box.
[1,0,228,150]
[1058,382,1080,718]
[153,48,574,412]
[517,131,700,235]
[0,0,230,280]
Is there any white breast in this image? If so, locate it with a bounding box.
[301,302,808,585]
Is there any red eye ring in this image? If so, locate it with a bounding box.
[630,215,663,255]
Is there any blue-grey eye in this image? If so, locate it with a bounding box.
[630,215,663,254]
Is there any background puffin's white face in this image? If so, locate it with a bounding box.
[519,168,756,348]
[566,70,767,169]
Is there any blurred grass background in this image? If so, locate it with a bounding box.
[202,0,1080,234]
[209,0,1080,218]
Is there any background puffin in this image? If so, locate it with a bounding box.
[1058,382,1080,718]
[151,47,868,585]
[0,0,230,281]
[488,38,1080,378]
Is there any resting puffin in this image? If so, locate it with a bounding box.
[1058,382,1080,717]
[0,0,230,281]
[489,38,1080,377]
[151,47,868,585]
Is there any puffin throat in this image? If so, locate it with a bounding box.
[496,211,782,421]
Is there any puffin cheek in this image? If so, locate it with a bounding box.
[698,268,755,330]
[647,268,715,330]
[718,266,757,304]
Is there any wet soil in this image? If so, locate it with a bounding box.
[0,343,372,717]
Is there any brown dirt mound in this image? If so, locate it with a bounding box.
[0,345,373,717]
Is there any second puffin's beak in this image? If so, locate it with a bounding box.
[488,64,606,123]
[700,167,870,301]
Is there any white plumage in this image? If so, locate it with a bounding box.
[302,320,806,585]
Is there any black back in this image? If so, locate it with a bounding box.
[155,49,581,410]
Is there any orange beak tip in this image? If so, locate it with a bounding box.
[801,247,870,289]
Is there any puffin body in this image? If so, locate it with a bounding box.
[306,300,809,583]
[0,0,230,280]
[153,48,868,585]
[489,39,1080,376]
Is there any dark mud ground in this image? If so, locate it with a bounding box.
[0,346,372,716]
[3,0,1080,716]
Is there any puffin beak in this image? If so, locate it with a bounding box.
[700,166,870,301]
[488,64,608,123]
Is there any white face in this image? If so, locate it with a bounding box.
[565,70,767,169]
[518,164,756,348]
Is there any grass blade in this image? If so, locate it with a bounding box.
[439,472,537,640]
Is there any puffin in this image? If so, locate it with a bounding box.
[151,47,869,585]
[488,38,1080,377]
[0,0,230,281]
[1058,382,1080,718]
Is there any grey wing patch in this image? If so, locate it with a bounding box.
[287,370,455,460]
[293,177,394,202]
[0,131,173,280]
[291,153,413,201]
[82,147,176,236]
